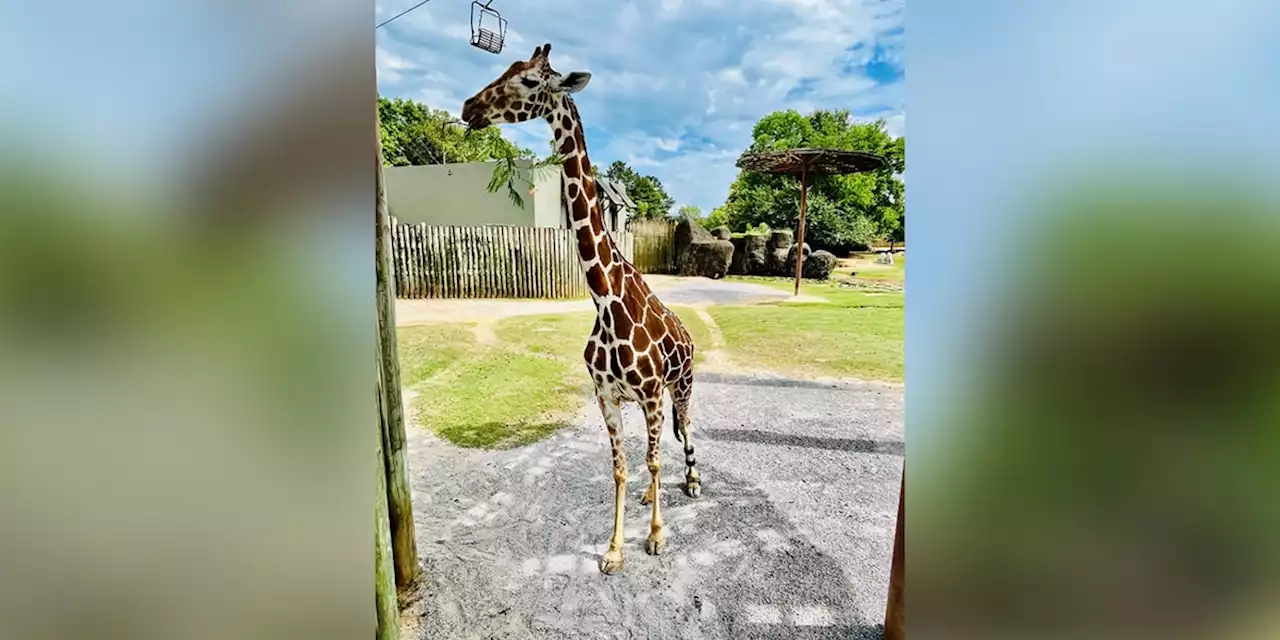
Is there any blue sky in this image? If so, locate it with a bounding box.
[376,0,904,213]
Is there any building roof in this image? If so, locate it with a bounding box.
[596,177,637,210]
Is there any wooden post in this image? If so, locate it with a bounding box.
[793,163,809,296]
[376,116,419,591]
[374,374,400,640]
[884,468,905,640]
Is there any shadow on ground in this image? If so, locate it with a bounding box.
[403,435,887,639]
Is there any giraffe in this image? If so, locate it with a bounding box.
[462,43,702,575]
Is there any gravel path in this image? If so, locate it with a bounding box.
[402,371,903,640]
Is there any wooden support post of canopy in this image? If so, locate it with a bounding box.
[792,164,809,296]
[735,148,887,295]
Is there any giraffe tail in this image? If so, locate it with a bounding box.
[671,398,685,443]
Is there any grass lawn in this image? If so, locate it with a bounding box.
[397,305,712,449]
[839,252,905,282]
[716,277,904,381]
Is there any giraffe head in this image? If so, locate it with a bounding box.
[461,43,592,130]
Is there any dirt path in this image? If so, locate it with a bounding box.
[393,276,823,328]
[401,372,903,640]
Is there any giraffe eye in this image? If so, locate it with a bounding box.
[520,77,539,89]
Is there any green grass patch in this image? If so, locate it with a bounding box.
[397,305,720,448]
[669,305,714,360]
[397,324,475,386]
[414,349,584,449]
[711,279,903,381]
[726,276,904,308]
[843,253,905,281]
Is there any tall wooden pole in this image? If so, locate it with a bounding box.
[884,468,905,640]
[376,114,419,591]
[374,371,401,640]
[792,163,809,296]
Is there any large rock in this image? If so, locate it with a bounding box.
[777,242,813,277]
[679,240,735,279]
[674,216,717,273]
[767,230,794,253]
[729,236,748,275]
[803,249,840,280]
[766,230,794,275]
[742,233,769,275]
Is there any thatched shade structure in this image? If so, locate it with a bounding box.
[736,148,887,295]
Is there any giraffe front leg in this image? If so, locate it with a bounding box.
[643,398,666,555]
[597,395,627,575]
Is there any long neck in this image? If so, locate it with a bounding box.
[547,94,619,302]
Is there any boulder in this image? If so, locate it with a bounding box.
[742,233,770,275]
[767,230,794,253]
[729,236,748,275]
[803,249,840,280]
[679,240,735,279]
[674,216,717,273]
[782,242,813,277]
[766,230,795,275]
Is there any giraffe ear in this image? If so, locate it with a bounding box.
[553,71,592,94]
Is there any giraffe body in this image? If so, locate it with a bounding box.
[463,44,701,574]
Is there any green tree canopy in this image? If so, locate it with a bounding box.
[602,161,676,219]
[677,204,702,220]
[378,96,534,166]
[719,109,905,252]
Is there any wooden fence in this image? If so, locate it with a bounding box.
[627,218,678,274]
[391,220,634,299]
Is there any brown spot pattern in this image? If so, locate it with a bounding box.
[610,300,633,336]
[586,264,608,296]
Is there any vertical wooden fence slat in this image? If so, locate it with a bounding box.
[428,225,440,298]
[414,224,424,298]
[417,224,427,299]
[545,227,555,299]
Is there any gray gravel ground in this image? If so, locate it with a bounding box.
[403,371,904,640]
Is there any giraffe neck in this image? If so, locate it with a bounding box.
[547,94,619,304]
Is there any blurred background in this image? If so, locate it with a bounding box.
[909,1,1280,638]
[0,1,372,638]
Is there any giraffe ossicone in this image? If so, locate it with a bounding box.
[462,42,702,575]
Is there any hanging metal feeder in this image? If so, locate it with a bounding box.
[470,1,507,54]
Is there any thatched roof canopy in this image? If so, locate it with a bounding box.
[736,148,886,176]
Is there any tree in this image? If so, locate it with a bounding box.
[705,206,730,228]
[602,161,675,219]
[677,204,703,220]
[717,109,905,253]
[377,96,534,166]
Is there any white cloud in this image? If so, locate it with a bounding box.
[375,46,414,83]
[376,0,904,210]
[883,112,905,138]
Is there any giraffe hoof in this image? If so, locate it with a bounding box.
[645,535,666,555]
[640,485,656,506]
[599,552,625,575]
[684,481,702,499]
